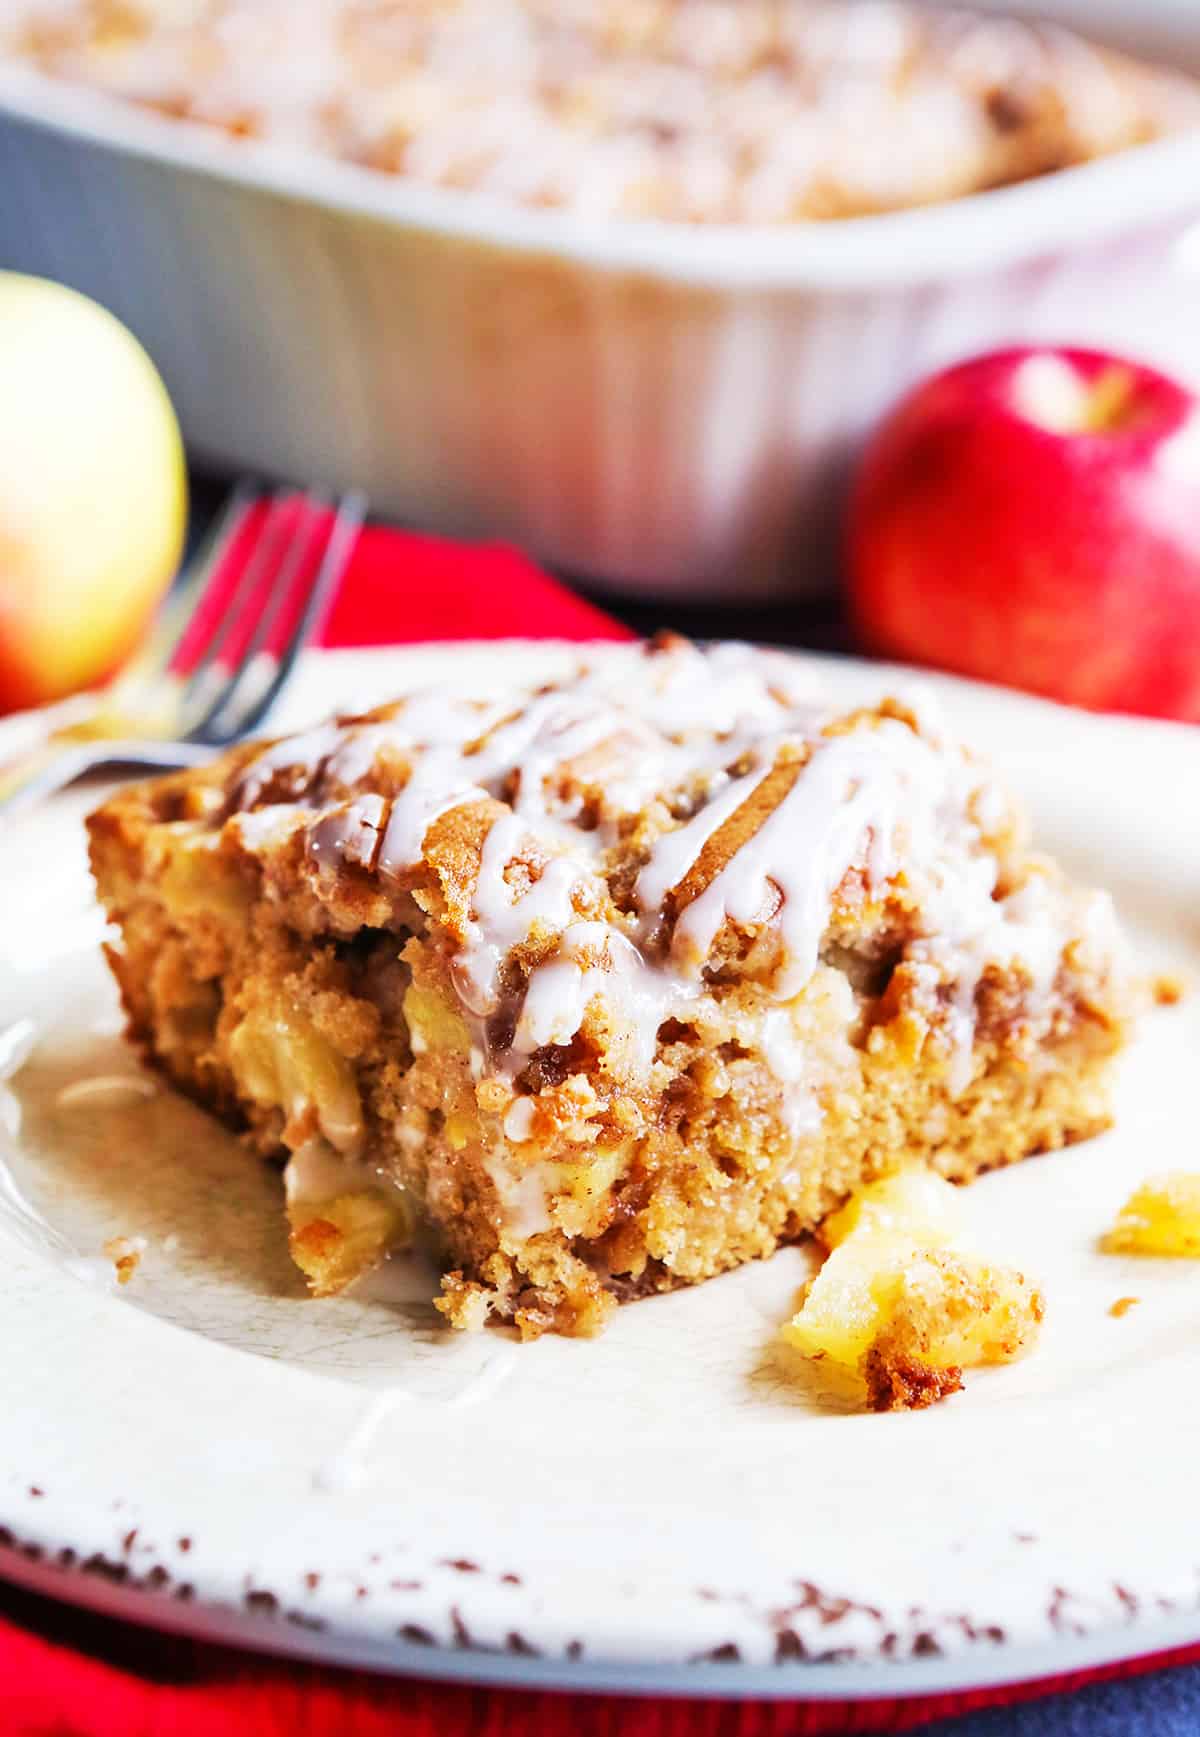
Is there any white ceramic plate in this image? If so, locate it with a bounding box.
[1,643,1199,1701]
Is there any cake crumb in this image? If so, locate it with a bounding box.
[1150,973,1188,1007]
[1109,1295,1140,1318]
[103,1235,147,1286]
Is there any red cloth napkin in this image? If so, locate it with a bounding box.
[320,525,632,649]
[3,522,1197,1735]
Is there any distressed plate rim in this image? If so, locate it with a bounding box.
[1,640,1198,1700]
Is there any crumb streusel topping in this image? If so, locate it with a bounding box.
[6,0,1198,222]
[220,635,1117,1115]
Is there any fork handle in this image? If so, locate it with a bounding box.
[0,737,214,814]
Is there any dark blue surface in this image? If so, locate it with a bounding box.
[931,1663,1200,1734]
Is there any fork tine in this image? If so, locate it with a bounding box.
[0,480,362,812]
[111,482,256,697]
[184,490,335,741]
[199,490,333,738]
[179,488,297,719]
[210,491,366,742]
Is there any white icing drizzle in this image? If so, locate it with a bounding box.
[230,803,303,850]
[511,922,680,1076]
[633,764,767,915]
[237,723,344,806]
[308,794,387,876]
[482,1149,553,1237]
[376,771,488,877]
[760,1010,807,1084]
[668,721,944,993]
[474,692,619,818]
[55,1074,159,1109]
[503,1095,537,1143]
[451,812,589,1016]
[910,871,1082,1094]
[283,1137,410,1211]
[229,641,1096,1136]
[284,1137,356,1209]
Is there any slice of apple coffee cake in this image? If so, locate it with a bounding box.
[87,635,1130,1337]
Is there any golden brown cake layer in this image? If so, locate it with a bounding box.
[87,637,1131,1336]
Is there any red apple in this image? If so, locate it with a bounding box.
[847,346,1200,721]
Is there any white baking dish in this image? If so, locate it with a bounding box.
[3,39,1200,603]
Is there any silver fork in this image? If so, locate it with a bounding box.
[0,484,365,813]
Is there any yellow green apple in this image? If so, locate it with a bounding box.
[0,272,186,712]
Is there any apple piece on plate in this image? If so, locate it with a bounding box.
[0,272,186,714]
[782,1168,1045,1412]
[847,345,1200,722]
[1104,1173,1200,1256]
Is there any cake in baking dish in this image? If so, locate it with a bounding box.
[7,0,1200,223]
[87,635,1130,1338]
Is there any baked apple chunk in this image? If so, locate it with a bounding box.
[783,1168,1044,1410]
